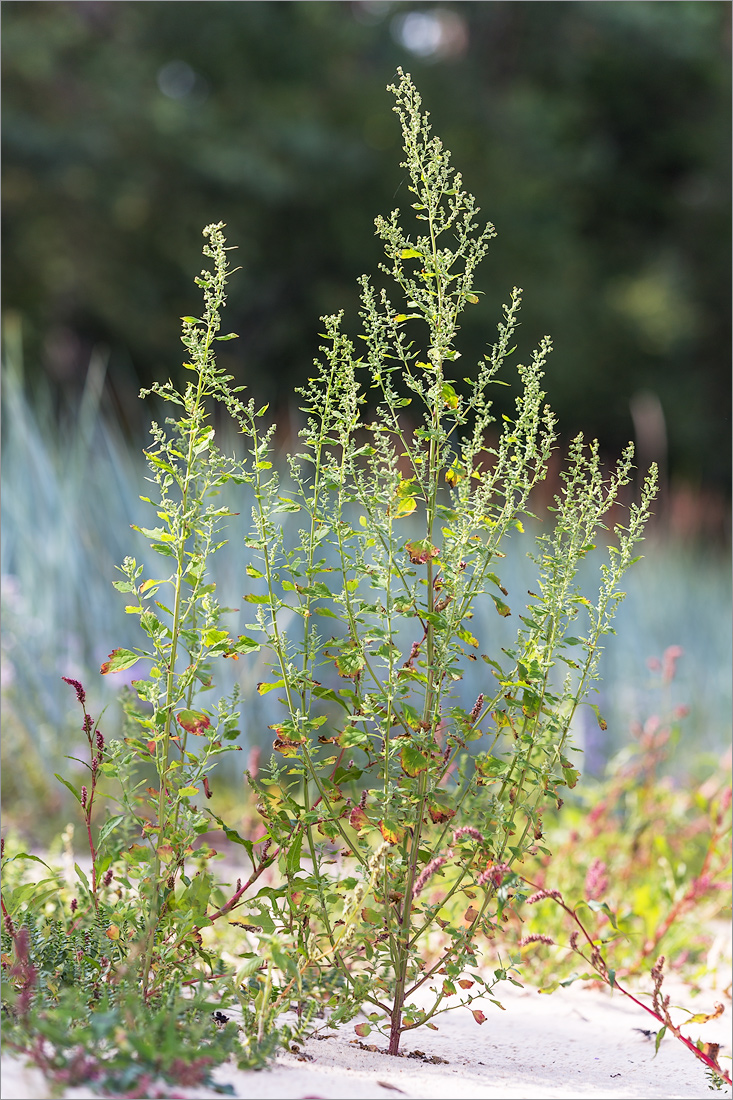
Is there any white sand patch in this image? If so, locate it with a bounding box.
[2,980,730,1100]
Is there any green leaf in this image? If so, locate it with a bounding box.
[210,815,255,860]
[54,774,81,803]
[74,862,90,891]
[334,648,365,679]
[286,831,303,877]
[100,648,140,675]
[4,852,55,872]
[203,628,230,647]
[178,786,200,797]
[228,634,261,654]
[653,1026,666,1057]
[96,815,125,849]
[338,725,369,749]
[400,248,422,259]
[215,332,239,341]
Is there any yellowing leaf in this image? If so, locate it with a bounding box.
[490,594,511,618]
[379,818,405,845]
[257,680,285,695]
[400,742,428,777]
[393,496,417,518]
[441,382,459,410]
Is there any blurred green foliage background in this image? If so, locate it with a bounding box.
[2,0,731,502]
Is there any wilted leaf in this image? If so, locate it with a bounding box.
[354,1022,371,1037]
[272,738,301,757]
[349,805,372,832]
[406,540,439,565]
[177,709,212,736]
[490,594,511,618]
[427,798,456,824]
[471,1009,487,1025]
[560,754,581,789]
[464,906,481,923]
[684,1004,725,1025]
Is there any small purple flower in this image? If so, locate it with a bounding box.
[526,889,563,904]
[414,855,447,896]
[70,898,78,913]
[103,869,114,888]
[80,786,88,811]
[478,861,511,888]
[452,826,484,844]
[585,858,609,901]
[469,693,484,724]
[62,677,86,706]
[519,933,554,947]
[96,730,105,755]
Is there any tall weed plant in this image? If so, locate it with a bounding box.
[224,70,656,1055]
[11,71,716,1087]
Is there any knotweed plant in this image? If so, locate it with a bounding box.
[215,71,657,1055]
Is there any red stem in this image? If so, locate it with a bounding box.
[206,846,278,923]
[519,875,731,1087]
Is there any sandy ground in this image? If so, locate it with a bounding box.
[2,978,731,1100]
